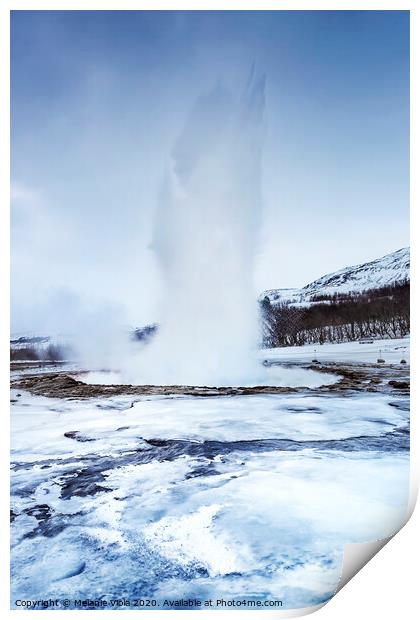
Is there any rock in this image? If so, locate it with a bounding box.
[64,431,96,442]
[388,380,409,389]
[59,467,111,500]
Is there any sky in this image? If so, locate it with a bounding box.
[11,10,409,334]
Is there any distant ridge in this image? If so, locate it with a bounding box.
[260,248,410,346]
[261,247,410,307]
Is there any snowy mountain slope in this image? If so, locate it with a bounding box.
[261,247,410,306]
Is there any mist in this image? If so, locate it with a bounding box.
[123,71,265,385]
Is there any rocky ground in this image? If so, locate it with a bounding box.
[10,360,410,399]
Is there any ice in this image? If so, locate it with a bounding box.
[11,436,409,608]
[11,389,407,458]
[144,504,250,577]
[10,375,409,609]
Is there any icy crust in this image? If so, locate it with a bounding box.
[10,387,409,609]
[11,390,408,462]
[11,443,408,609]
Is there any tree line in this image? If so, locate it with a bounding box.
[260,281,410,348]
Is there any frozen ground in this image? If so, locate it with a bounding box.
[262,336,410,365]
[10,350,409,610]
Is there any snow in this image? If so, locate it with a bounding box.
[10,389,408,457]
[263,336,410,365]
[11,372,409,609]
[262,247,409,305]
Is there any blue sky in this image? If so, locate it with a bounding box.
[11,10,409,332]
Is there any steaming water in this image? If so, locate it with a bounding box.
[129,71,267,386]
[77,367,339,389]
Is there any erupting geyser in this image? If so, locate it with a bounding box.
[133,69,266,386]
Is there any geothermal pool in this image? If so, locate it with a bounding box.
[75,365,339,389]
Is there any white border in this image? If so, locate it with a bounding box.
[2,2,417,618]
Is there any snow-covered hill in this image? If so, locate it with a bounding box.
[261,247,410,306]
